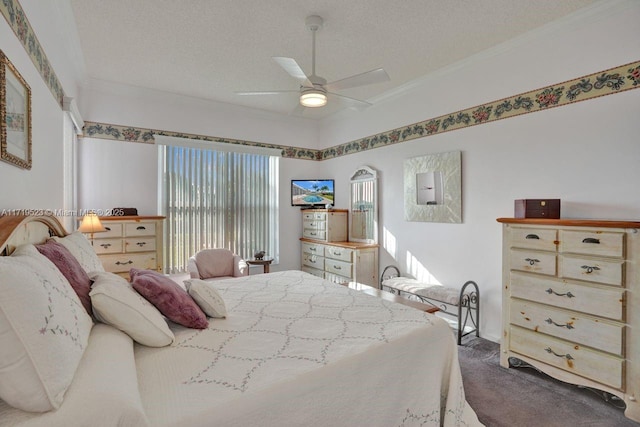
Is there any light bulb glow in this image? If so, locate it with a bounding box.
[300,90,327,107]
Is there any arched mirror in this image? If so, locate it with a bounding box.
[349,166,378,243]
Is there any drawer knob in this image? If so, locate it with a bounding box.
[136,226,146,230]
[545,288,575,298]
[333,251,342,256]
[525,234,540,240]
[580,265,600,274]
[136,242,147,247]
[545,318,574,329]
[582,237,600,244]
[310,248,316,252]
[525,258,540,266]
[545,347,574,361]
[334,265,342,270]
[100,243,111,249]
[105,227,111,231]
[115,260,133,265]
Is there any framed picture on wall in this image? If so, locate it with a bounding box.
[404,150,462,223]
[0,49,32,170]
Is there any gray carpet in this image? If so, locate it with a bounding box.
[458,336,640,427]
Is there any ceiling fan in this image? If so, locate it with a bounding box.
[236,15,390,112]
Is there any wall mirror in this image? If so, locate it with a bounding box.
[349,166,378,243]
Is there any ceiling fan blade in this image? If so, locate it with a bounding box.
[325,68,389,92]
[235,90,299,96]
[328,92,372,111]
[289,103,306,116]
[272,57,313,87]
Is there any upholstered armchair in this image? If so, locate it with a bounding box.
[188,249,249,281]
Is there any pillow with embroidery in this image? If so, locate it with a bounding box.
[51,231,104,274]
[184,279,227,318]
[36,240,93,316]
[90,272,174,347]
[0,244,93,412]
[130,269,208,329]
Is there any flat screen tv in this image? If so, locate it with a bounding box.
[291,179,335,208]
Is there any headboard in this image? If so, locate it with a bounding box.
[0,215,68,256]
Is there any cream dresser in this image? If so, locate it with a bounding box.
[300,238,379,287]
[301,209,347,242]
[300,209,378,288]
[498,218,640,423]
[88,216,165,278]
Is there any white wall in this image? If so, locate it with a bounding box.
[0,4,67,210]
[317,0,640,341]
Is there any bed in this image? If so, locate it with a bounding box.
[0,214,481,426]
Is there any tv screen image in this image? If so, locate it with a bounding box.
[291,179,335,207]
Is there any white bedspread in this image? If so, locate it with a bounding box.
[135,270,481,427]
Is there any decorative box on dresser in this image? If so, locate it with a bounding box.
[87,216,165,278]
[300,209,379,288]
[497,218,640,423]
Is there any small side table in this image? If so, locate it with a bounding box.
[247,258,273,274]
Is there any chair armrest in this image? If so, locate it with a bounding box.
[187,257,201,279]
[234,256,249,277]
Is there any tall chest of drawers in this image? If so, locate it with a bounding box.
[498,218,640,423]
[88,216,165,278]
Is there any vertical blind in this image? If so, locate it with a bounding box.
[160,144,279,274]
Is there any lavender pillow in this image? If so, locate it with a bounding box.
[36,240,93,316]
[130,269,208,329]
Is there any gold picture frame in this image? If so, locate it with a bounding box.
[1,50,32,170]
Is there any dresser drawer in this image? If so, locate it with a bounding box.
[303,229,326,240]
[100,223,123,238]
[559,230,624,258]
[559,255,624,287]
[93,238,123,254]
[302,242,324,257]
[510,249,556,276]
[324,246,353,262]
[100,253,158,273]
[510,272,624,320]
[325,258,353,278]
[303,212,326,221]
[125,237,156,253]
[124,222,156,237]
[510,228,558,251]
[510,326,624,389]
[302,253,324,270]
[509,299,624,356]
[303,220,326,230]
[301,265,324,278]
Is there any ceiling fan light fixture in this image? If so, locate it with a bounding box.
[300,89,327,107]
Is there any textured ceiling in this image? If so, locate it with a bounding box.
[69,0,598,119]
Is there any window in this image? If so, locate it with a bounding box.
[158,136,279,274]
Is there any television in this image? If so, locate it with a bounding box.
[291,179,335,208]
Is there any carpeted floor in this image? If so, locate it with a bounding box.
[458,336,640,427]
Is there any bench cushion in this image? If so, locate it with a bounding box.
[382,277,461,306]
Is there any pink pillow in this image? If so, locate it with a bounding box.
[130,269,208,329]
[36,240,93,316]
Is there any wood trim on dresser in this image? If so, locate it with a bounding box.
[299,237,379,250]
[497,217,640,229]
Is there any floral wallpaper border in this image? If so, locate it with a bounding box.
[84,60,640,161]
[0,0,65,107]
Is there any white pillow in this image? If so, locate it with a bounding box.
[90,272,175,347]
[0,244,93,412]
[184,279,227,318]
[52,231,105,273]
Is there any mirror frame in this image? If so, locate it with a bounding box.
[349,166,378,244]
